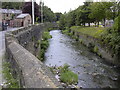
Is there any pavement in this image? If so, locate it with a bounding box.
[0,27,21,88]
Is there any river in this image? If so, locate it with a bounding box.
[43,30,120,88]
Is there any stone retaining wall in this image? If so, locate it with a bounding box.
[70,30,119,65]
[5,23,62,88]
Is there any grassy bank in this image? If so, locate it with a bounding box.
[70,26,107,38]
[61,26,107,57]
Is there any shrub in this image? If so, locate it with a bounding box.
[60,64,78,85]
[60,64,70,73]
[60,70,78,85]
[41,40,49,50]
[113,16,120,32]
[101,16,120,57]
[42,32,52,40]
[38,31,52,61]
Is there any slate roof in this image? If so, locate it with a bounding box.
[16,13,30,19]
[1,9,22,14]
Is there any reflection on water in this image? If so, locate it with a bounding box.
[43,30,120,88]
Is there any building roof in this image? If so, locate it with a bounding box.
[16,13,30,19]
[1,9,22,14]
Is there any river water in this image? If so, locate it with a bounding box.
[43,30,120,88]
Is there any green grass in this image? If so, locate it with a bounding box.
[42,32,52,40]
[60,64,78,85]
[2,62,19,88]
[60,70,78,85]
[71,26,107,38]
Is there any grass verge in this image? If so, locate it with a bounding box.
[2,62,19,88]
[71,26,107,38]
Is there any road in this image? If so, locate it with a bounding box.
[0,27,21,88]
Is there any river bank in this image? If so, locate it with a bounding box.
[62,26,119,66]
[43,30,120,88]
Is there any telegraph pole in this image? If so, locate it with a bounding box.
[32,0,35,25]
[40,0,44,23]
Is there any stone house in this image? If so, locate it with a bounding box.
[1,9,22,27]
[14,13,31,27]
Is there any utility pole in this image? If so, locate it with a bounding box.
[40,0,44,23]
[32,0,35,25]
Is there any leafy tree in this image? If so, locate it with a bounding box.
[22,2,40,22]
[75,2,94,26]
[55,12,62,21]
[2,2,24,10]
[66,11,76,27]
[59,14,66,30]
[43,6,56,22]
[89,2,114,26]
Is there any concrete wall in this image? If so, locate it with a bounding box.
[5,23,62,88]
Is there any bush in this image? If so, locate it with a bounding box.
[60,64,78,85]
[41,40,49,50]
[60,70,78,85]
[100,16,120,59]
[42,32,52,40]
[60,64,70,73]
[113,16,120,32]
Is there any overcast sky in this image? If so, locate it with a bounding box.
[41,0,84,13]
[25,0,84,13]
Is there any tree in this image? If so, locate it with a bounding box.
[22,2,40,22]
[75,2,94,26]
[66,11,76,27]
[89,2,114,26]
[59,14,66,30]
[2,2,24,10]
[55,12,62,21]
[43,6,56,22]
